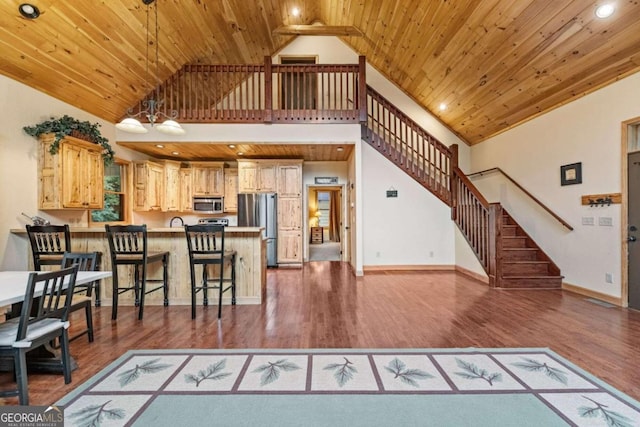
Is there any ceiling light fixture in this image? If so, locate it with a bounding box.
[595,3,615,18]
[171,151,179,155]
[116,0,185,136]
[237,152,244,156]
[228,144,236,148]
[292,7,300,17]
[439,103,447,111]
[155,144,164,148]
[336,147,344,152]
[19,3,40,19]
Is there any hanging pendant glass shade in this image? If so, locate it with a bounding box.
[156,120,186,135]
[115,117,148,134]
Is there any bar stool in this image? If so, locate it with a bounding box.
[26,224,102,307]
[184,224,236,319]
[105,224,169,320]
[26,224,71,270]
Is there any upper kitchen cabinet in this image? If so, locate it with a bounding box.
[237,160,277,193]
[179,168,193,212]
[191,162,224,197]
[224,168,238,213]
[38,134,104,210]
[277,162,302,198]
[133,161,164,212]
[161,160,182,212]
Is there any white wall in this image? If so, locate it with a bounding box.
[0,74,143,270]
[471,71,640,298]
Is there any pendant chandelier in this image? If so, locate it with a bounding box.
[116,0,185,135]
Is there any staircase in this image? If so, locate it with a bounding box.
[362,85,562,289]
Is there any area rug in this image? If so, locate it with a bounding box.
[56,348,640,427]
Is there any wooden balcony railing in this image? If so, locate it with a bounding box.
[126,57,367,124]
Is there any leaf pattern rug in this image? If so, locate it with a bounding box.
[56,348,640,427]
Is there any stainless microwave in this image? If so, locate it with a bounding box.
[193,197,224,213]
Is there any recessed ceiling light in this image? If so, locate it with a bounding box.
[337,147,344,152]
[155,144,164,148]
[439,103,447,111]
[228,144,236,148]
[19,3,40,19]
[595,3,615,18]
[292,7,300,17]
[171,151,179,155]
[237,152,244,156]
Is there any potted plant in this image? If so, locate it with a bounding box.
[23,115,115,164]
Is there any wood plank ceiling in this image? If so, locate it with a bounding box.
[1,0,639,156]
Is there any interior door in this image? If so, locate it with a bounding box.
[628,150,640,309]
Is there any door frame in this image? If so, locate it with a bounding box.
[304,184,347,262]
[620,115,640,308]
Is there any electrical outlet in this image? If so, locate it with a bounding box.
[599,217,613,226]
[605,273,613,284]
[429,251,434,258]
[376,251,380,258]
[582,216,594,226]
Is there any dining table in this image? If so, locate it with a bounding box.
[0,270,111,374]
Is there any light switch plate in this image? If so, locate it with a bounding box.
[598,217,613,226]
[582,216,594,226]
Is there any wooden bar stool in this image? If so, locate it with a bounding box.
[26,224,71,270]
[105,224,169,320]
[184,224,237,319]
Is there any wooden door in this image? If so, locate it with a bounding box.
[238,161,258,193]
[278,164,302,197]
[278,197,302,229]
[163,163,181,211]
[179,169,193,212]
[224,169,238,212]
[278,229,302,263]
[258,163,277,192]
[628,150,640,309]
[146,163,164,211]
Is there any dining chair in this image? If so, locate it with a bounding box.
[0,265,78,405]
[61,252,99,343]
[25,224,71,271]
[105,224,169,320]
[184,224,237,319]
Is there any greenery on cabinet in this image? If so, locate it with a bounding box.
[23,115,115,164]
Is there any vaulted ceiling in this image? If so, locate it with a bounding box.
[2,0,640,147]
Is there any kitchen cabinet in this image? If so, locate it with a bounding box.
[133,161,164,211]
[277,197,302,229]
[277,163,302,198]
[38,134,104,210]
[179,168,193,212]
[161,161,181,212]
[237,160,277,193]
[191,162,224,196]
[224,168,238,213]
[277,230,302,263]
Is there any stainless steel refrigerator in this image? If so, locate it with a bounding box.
[237,193,278,267]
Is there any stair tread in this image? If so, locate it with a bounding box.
[503,260,549,264]
[501,275,563,279]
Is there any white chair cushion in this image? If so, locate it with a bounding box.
[0,318,69,348]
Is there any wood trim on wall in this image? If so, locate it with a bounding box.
[562,282,623,307]
[363,265,454,273]
[455,265,490,285]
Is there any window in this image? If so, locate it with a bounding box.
[90,159,129,224]
[317,191,330,227]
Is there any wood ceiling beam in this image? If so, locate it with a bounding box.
[273,25,363,37]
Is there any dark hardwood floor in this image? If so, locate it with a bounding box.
[3,261,640,405]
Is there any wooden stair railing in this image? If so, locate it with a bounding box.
[362,85,452,205]
[468,167,573,231]
[362,86,562,289]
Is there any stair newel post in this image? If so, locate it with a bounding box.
[450,145,459,219]
[488,203,503,288]
[358,56,367,124]
[264,56,272,123]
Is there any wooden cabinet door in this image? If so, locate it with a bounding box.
[85,148,104,209]
[258,163,277,192]
[146,163,164,211]
[179,169,193,212]
[277,164,301,197]
[278,230,302,263]
[163,162,181,212]
[192,163,224,196]
[224,169,238,212]
[278,197,302,229]
[238,161,258,193]
[60,142,85,208]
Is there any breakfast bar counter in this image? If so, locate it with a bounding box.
[10,227,267,306]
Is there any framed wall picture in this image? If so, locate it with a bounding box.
[560,162,582,186]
